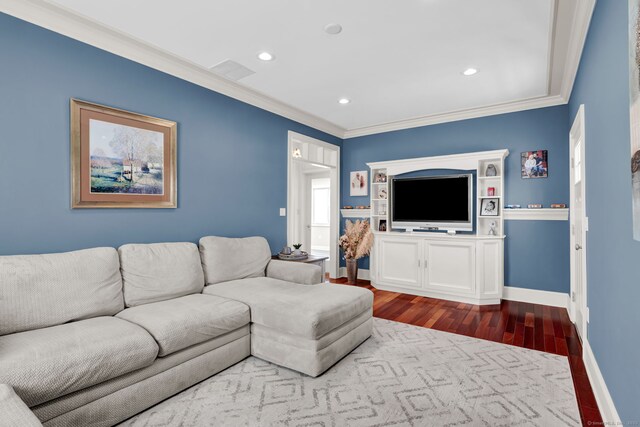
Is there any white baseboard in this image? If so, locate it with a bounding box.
[502,286,569,308]
[337,267,370,281]
[583,340,621,424]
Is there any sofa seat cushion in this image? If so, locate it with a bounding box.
[116,294,250,357]
[203,278,373,339]
[0,317,159,408]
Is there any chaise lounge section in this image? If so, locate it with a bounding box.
[0,237,373,426]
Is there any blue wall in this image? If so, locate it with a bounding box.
[568,0,640,421]
[0,13,341,256]
[341,106,571,293]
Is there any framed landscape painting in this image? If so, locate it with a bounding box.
[71,99,177,208]
[630,0,640,240]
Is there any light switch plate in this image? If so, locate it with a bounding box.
[279,208,286,216]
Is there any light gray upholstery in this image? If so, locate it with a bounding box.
[33,327,249,424]
[118,242,205,307]
[0,317,159,408]
[252,317,373,377]
[203,277,373,339]
[116,294,250,356]
[0,247,123,335]
[0,384,42,427]
[42,335,250,427]
[266,259,322,285]
[199,236,271,285]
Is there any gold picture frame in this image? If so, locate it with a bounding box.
[71,99,177,208]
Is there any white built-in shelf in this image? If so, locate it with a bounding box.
[504,208,569,221]
[478,176,501,180]
[371,198,388,201]
[478,196,502,199]
[341,209,371,218]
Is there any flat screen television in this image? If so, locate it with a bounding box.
[390,174,472,232]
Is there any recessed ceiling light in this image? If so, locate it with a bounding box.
[462,68,478,76]
[324,23,343,35]
[338,98,351,105]
[258,52,274,61]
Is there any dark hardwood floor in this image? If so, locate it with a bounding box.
[328,277,603,426]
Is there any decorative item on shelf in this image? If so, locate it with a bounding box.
[551,203,567,208]
[528,204,543,209]
[292,243,303,256]
[292,147,302,158]
[378,220,387,232]
[378,187,388,199]
[505,204,521,209]
[374,172,387,183]
[488,220,497,236]
[71,99,177,209]
[379,205,387,215]
[485,164,498,177]
[350,171,368,196]
[343,205,353,209]
[339,219,374,284]
[480,198,500,216]
[521,150,548,179]
[487,187,496,196]
[356,205,369,209]
[281,246,292,255]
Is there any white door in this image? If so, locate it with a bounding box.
[305,174,331,257]
[570,105,588,341]
[377,237,423,289]
[424,241,476,296]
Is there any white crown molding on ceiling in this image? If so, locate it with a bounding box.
[0,0,596,140]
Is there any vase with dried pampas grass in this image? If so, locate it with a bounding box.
[339,219,374,284]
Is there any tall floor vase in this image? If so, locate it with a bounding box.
[346,259,358,284]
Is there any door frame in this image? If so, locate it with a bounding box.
[569,104,588,339]
[287,131,340,279]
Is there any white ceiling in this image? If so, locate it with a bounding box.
[3,0,595,138]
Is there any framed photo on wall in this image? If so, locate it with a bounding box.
[629,0,640,240]
[71,99,177,208]
[350,171,368,196]
[521,150,548,179]
[480,198,500,216]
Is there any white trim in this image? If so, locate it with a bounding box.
[504,208,569,221]
[344,96,566,139]
[583,340,622,424]
[0,0,345,138]
[287,131,340,279]
[338,267,370,281]
[2,0,595,139]
[502,286,569,308]
[341,209,371,218]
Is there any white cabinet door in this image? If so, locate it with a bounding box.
[424,241,476,296]
[377,237,423,289]
[477,240,503,300]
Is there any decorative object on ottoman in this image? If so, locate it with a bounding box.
[339,219,374,284]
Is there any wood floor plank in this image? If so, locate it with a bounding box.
[329,276,603,425]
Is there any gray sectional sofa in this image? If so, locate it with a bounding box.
[0,236,373,427]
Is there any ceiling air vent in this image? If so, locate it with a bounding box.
[209,60,255,81]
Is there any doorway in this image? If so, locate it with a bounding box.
[569,105,588,341]
[287,131,340,279]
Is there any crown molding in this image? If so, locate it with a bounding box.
[1,0,595,140]
[344,95,566,139]
[559,0,597,101]
[0,0,346,138]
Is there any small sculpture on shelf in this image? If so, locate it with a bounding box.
[485,164,498,177]
[488,221,497,236]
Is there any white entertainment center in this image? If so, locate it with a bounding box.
[368,149,509,305]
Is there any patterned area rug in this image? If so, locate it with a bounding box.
[121,318,580,426]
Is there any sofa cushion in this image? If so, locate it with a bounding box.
[116,294,250,356]
[0,247,124,335]
[199,236,271,285]
[0,317,158,408]
[203,278,373,339]
[119,242,205,307]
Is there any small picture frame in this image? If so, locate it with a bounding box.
[377,187,387,199]
[350,171,368,196]
[378,220,387,232]
[521,150,548,179]
[374,172,387,183]
[480,198,500,216]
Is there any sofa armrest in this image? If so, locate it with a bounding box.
[266,260,323,285]
[0,384,42,426]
